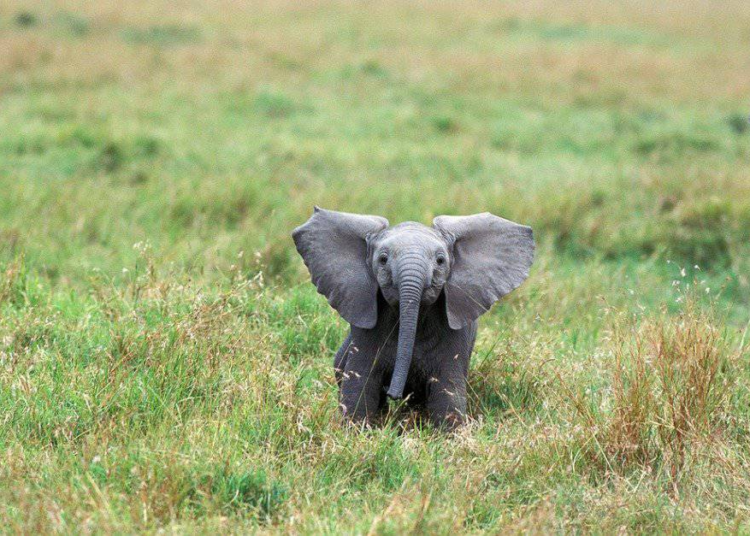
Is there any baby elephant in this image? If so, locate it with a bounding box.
[292,208,534,428]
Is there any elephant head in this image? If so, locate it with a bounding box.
[292,207,535,399]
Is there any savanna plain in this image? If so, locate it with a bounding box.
[2,0,750,533]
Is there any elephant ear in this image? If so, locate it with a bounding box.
[433,213,534,330]
[292,207,388,329]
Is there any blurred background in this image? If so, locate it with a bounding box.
[2,0,749,295]
[2,1,750,532]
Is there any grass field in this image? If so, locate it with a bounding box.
[2,0,750,532]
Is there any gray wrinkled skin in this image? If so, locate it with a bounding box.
[292,207,534,429]
[333,295,478,429]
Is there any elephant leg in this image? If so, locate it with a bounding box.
[426,370,467,430]
[339,351,385,425]
[425,324,475,429]
[333,332,353,388]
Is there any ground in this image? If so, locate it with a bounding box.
[2,0,750,533]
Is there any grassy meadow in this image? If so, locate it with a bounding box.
[2,0,750,532]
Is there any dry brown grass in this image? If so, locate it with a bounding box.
[609,302,735,472]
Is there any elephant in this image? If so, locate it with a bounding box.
[292,207,534,429]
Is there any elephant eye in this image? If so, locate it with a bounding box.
[436,254,446,266]
[378,253,389,265]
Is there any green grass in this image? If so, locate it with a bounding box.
[2,0,750,532]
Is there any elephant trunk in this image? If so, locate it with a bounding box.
[386,257,429,400]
